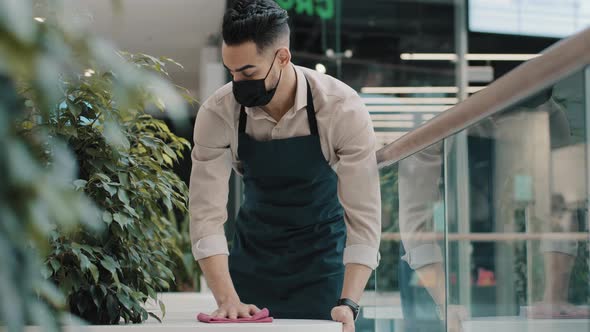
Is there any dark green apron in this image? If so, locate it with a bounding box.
[229,77,346,320]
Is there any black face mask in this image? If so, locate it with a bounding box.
[232,52,282,107]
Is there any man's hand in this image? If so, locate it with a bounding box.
[331,305,355,332]
[442,305,469,332]
[529,301,590,319]
[212,300,260,319]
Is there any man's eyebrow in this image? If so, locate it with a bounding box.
[223,64,257,72]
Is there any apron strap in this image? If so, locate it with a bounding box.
[237,76,319,136]
[239,105,247,134]
[304,78,319,136]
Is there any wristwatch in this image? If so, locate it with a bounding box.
[337,298,360,321]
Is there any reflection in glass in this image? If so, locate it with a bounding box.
[376,69,589,332]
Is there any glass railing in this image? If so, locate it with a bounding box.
[369,28,590,332]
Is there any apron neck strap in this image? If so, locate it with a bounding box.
[238,76,318,136]
[304,77,318,136]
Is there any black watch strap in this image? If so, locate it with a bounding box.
[337,298,360,321]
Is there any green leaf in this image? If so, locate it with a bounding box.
[160,56,184,69]
[95,173,111,182]
[116,292,133,311]
[139,137,157,149]
[117,189,130,205]
[106,293,120,321]
[100,255,120,274]
[118,173,129,186]
[163,195,172,211]
[73,179,88,191]
[162,145,177,160]
[146,285,157,300]
[104,184,117,197]
[66,100,82,117]
[57,124,79,138]
[158,300,166,318]
[49,259,61,273]
[148,312,162,323]
[79,244,95,255]
[140,53,165,67]
[89,285,103,308]
[141,309,148,322]
[102,211,113,225]
[158,279,170,289]
[123,205,139,219]
[162,154,173,167]
[113,213,132,228]
[77,251,99,283]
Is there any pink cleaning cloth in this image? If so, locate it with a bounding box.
[197,308,273,323]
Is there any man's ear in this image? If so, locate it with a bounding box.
[277,47,291,67]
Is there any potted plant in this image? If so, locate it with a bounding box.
[1,1,196,329]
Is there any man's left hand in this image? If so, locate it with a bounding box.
[331,305,355,332]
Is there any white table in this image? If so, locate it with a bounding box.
[15,292,341,332]
[52,313,342,332]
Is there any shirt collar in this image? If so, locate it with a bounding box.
[243,65,308,121]
[292,65,308,113]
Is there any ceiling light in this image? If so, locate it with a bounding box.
[400,53,540,61]
[362,97,458,105]
[361,86,485,94]
[366,105,451,113]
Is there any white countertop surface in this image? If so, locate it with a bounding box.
[56,314,342,332]
[18,292,342,332]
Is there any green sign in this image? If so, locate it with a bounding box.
[276,0,334,20]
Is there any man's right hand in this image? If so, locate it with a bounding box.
[212,301,261,319]
[198,255,258,319]
[446,305,469,332]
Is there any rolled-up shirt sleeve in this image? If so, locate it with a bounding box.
[332,94,382,270]
[189,106,233,261]
[398,142,444,270]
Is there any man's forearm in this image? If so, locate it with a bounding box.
[340,263,373,303]
[198,255,240,305]
[543,252,575,302]
[415,262,446,306]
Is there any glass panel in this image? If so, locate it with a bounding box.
[445,68,589,331]
[374,67,589,332]
[374,143,448,332]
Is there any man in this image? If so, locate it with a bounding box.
[188,0,381,330]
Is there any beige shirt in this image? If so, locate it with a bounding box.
[189,65,381,270]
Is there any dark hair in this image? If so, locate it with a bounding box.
[222,0,290,52]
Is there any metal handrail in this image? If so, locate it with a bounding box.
[376,27,590,168]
